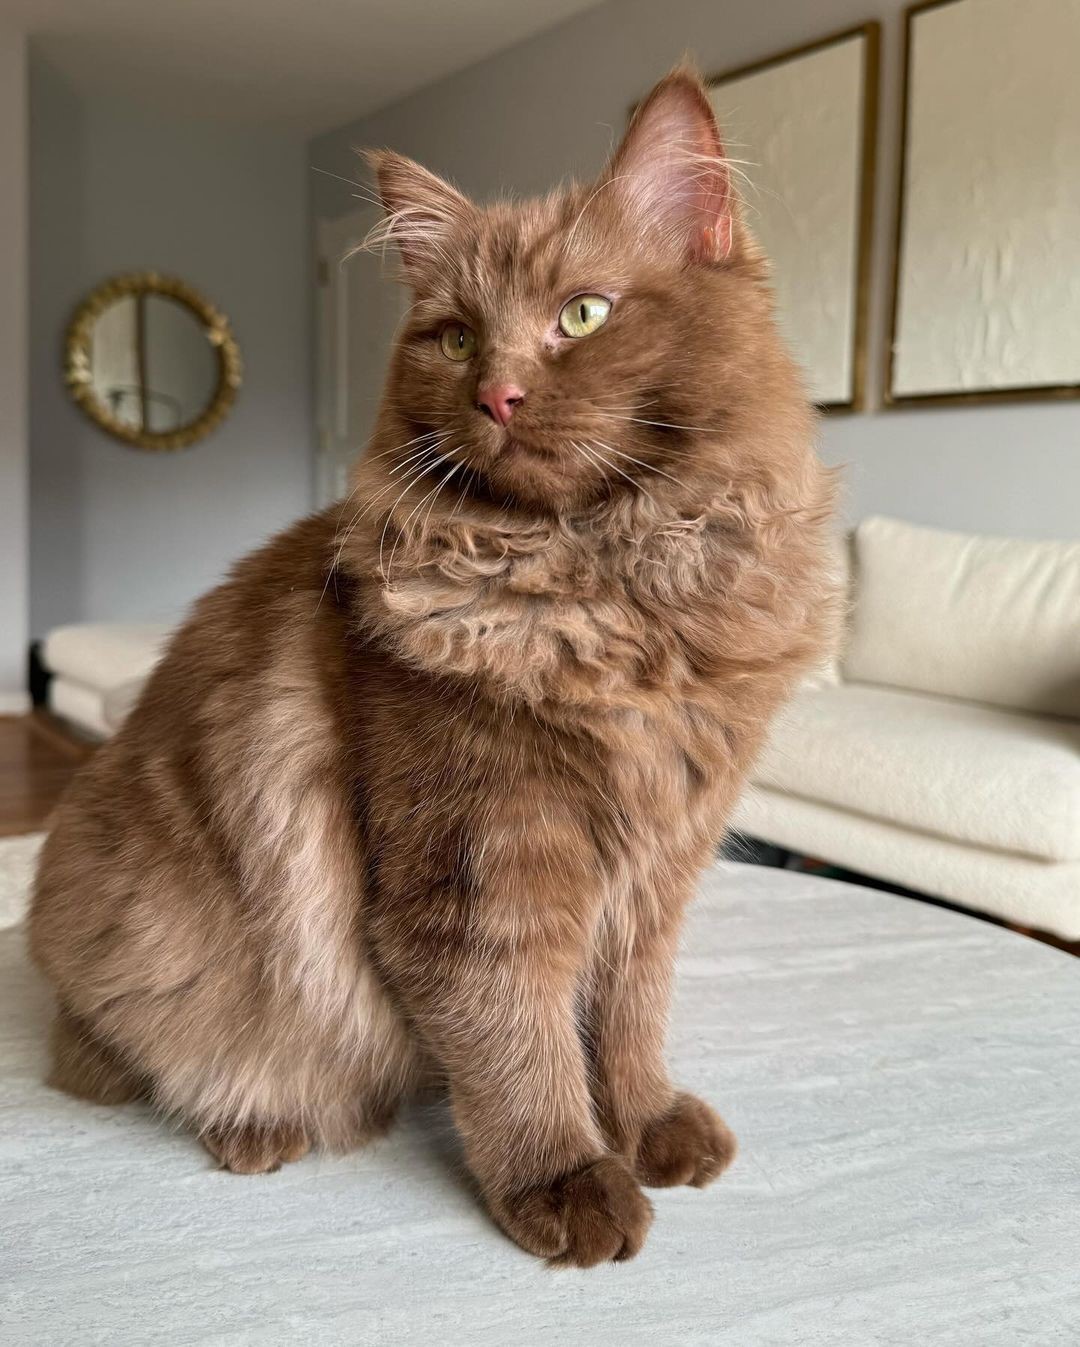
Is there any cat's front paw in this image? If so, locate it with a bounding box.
[492,1157,653,1267]
[635,1091,737,1188]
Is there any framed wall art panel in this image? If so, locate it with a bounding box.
[705,24,880,411]
[887,0,1080,406]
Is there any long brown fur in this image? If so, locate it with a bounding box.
[30,68,837,1266]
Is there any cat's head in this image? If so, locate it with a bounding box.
[365,66,789,512]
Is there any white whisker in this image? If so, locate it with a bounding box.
[379,450,457,579]
[386,456,462,583]
[309,165,384,210]
[365,428,444,464]
[387,437,452,476]
[605,414,723,434]
[590,438,682,486]
[574,440,655,506]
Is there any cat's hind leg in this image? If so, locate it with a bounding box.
[47,1006,147,1105]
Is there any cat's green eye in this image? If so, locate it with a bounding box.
[439,322,477,361]
[558,294,611,338]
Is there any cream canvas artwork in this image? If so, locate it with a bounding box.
[710,28,876,409]
[890,0,1080,401]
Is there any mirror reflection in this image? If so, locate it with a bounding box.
[65,273,241,451]
[89,293,219,434]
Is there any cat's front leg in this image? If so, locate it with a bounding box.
[368,852,653,1266]
[589,899,737,1189]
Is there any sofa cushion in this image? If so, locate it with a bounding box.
[844,516,1080,718]
[753,683,1080,862]
[732,787,1080,940]
[102,678,147,733]
[47,678,113,740]
[41,623,172,694]
[804,530,851,689]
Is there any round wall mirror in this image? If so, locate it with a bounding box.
[65,272,242,451]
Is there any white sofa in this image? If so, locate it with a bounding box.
[40,623,171,739]
[733,516,1080,941]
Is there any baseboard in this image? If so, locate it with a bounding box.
[0,692,31,716]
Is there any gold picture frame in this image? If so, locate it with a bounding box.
[700,23,881,413]
[65,271,242,451]
[885,0,1080,408]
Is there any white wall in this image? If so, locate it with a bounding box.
[30,59,313,636]
[311,0,1080,544]
[0,26,29,711]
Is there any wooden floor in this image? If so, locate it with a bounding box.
[0,714,95,837]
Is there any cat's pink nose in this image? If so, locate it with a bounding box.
[476,383,525,427]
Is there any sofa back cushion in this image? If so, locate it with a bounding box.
[844,516,1080,718]
[42,622,172,693]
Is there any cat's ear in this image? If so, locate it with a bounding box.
[363,150,474,280]
[604,66,735,263]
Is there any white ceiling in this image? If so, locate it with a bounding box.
[1,0,602,135]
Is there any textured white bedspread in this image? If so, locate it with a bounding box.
[2,864,1078,1345]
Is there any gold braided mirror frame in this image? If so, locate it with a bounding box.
[64,272,242,451]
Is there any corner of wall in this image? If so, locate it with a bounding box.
[0,23,29,705]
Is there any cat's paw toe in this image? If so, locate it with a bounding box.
[635,1092,736,1188]
[494,1157,653,1267]
[201,1121,311,1175]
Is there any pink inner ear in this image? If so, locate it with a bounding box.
[611,73,735,264]
[700,220,733,262]
[692,137,733,262]
[674,91,733,262]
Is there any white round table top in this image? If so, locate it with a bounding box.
[2,862,1078,1345]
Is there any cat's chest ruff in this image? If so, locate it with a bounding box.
[376,518,715,708]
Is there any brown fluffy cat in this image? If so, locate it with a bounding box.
[30,68,836,1267]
